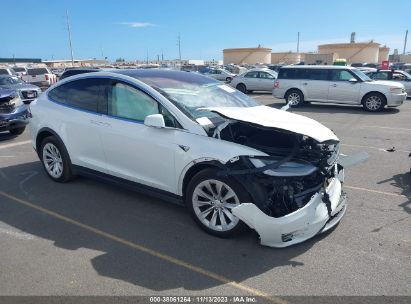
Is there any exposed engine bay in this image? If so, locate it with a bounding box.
[205,119,341,218]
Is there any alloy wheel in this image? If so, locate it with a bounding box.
[192,179,240,232]
[365,95,382,111]
[288,92,300,105]
[42,143,63,178]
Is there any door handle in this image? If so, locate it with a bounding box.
[331,84,337,87]
[89,120,110,126]
[302,82,308,85]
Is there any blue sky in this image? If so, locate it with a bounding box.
[1,0,410,61]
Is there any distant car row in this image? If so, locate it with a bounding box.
[0,66,57,88]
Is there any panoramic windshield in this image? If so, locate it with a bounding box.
[0,76,24,85]
[352,69,372,81]
[136,75,259,119]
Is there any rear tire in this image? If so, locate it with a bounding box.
[236,83,247,93]
[9,127,25,135]
[226,77,232,82]
[285,89,304,107]
[185,168,249,238]
[40,136,74,183]
[362,93,386,112]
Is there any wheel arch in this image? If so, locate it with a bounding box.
[361,91,387,105]
[179,159,267,207]
[36,127,69,159]
[285,87,305,100]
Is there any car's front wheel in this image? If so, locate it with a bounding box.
[40,136,74,182]
[236,83,247,93]
[362,93,386,112]
[186,168,249,237]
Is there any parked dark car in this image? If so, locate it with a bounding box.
[0,75,42,104]
[0,88,29,135]
[59,68,101,80]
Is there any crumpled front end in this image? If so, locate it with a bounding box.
[232,164,346,247]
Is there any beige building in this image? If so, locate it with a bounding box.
[223,47,272,65]
[304,53,339,65]
[271,52,302,64]
[378,47,390,63]
[318,42,388,64]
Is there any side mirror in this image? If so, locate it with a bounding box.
[349,78,358,83]
[144,114,165,128]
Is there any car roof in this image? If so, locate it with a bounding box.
[112,68,219,83]
[281,65,354,70]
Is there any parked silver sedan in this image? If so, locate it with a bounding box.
[230,68,278,93]
[203,68,236,82]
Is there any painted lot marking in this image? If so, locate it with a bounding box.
[0,140,31,150]
[341,143,410,154]
[0,191,285,304]
[345,185,408,198]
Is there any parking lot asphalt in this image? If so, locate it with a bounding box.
[0,95,410,299]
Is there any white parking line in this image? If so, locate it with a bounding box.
[362,125,411,132]
[341,143,410,154]
[0,140,31,150]
[345,185,408,198]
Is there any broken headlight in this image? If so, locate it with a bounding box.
[249,157,318,177]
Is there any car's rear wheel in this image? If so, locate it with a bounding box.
[285,89,304,107]
[40,136,74,182]
[9,127,25,135]
[226,77,232,82]
[362,93,386,112]
[236,83,247,93]
[186,168,249,237]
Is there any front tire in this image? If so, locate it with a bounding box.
[285,89,304,107]
[185,168,249,238]
[236,83,247,93]
[362,93,386,112]
[9,127,26,135]
[40,136,74,183]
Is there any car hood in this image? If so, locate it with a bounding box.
[0,83,40,90]
[371,80,405,88]
[202,105,339,143]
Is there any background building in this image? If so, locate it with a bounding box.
[223,47,272,65]
[270,52,302,64]
[318,42,388,64]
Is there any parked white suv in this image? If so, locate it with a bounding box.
[29,69,349,247]
[273,65,407,111]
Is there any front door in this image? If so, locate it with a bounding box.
[328,69,361,104]
[99,80,179,193]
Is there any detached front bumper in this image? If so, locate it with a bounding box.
[232,168,346,248]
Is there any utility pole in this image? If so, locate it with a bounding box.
[403,30,408,55]
[178,33,181,62]
[66,10,74,66]
[297,32,300,53]
[146,49,149,64]
[161,49,164,62]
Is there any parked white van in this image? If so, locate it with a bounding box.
[273,65,407,111]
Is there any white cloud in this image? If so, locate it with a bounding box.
[119,22,155,28]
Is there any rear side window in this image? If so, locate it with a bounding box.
[244,71,258,78]
[48,78,110,113]
[28,68,49,75]
[278,68,307,79]
[0,69,8,75]
[306,69,329,80]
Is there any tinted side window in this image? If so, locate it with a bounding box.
[245,71,258,78]
[0,69,8,75]
[330,70,355,81]
[306,69,329,80]
[109,82,159,122]
[48,78,110,113]
[259,72,275,79]
[278,68,295,79]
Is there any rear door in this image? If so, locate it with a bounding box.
[328,69,361,104]
[47,77,111,172]
[257,71,276,91]
[243,71,259,90]
[303,69,330,101]
[99,80,180,193]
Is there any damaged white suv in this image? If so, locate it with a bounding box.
[29,70,347,247]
